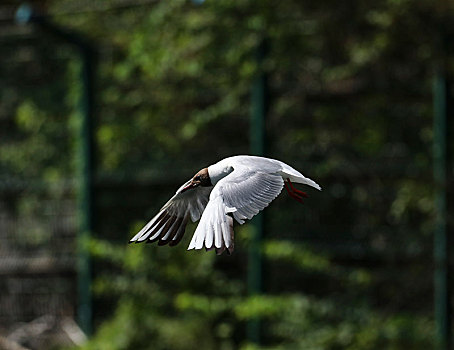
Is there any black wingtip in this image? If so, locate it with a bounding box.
[215,246,226,255]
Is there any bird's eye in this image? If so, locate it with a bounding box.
[194,175,201,181]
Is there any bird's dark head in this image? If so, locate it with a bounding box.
[181,168,212,192]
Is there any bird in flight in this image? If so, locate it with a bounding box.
[129,155,321,255]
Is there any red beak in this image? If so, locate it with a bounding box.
[181,182,196,193]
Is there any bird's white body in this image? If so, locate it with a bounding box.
[208,155,321,188]
[130,155,321,255]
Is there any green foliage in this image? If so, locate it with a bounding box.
[53,0,436,347]
[80,237,236,350]
[1,100,72,181]
[76,235,433,350]
[264,240,331,272]
[1,0,443,348]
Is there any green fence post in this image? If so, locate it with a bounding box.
[76,45,95,337]
[433,67,451,350]
[15,5,95,335]
[248,39,268,345]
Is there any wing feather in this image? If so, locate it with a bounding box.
[130,180,212,246]
[160,217,182,242]
[205,221,214,249]
[147,213,172,242]
[169,214,189,246]
[215,171,284,221]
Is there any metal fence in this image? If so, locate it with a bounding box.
[0,1,451,349]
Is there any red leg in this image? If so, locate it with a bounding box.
[288,191,304,203]
[285,179,304,203]
[287,179,308,198]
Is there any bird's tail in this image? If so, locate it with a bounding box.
[188,196,234,255]
[294,175,321,190]
[279,169,321,190]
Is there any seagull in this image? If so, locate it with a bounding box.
[129,155,321,255]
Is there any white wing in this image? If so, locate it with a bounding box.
[188,167,284,254]
[129,179,212,245]
[214,168,284,224]
[226,155,321,189]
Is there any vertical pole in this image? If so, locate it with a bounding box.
[433,67,451,350]
[248,39,267,345]
[77,46,95,336]
[15,4,95,336]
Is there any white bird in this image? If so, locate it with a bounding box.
[129,155,321,255]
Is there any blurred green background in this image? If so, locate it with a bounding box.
[0,0,451,349]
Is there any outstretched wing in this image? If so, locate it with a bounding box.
[215,168,285,224]
[188,168,284,254]
[130,179,213,246]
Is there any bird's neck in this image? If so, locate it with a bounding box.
[207,161,233,185]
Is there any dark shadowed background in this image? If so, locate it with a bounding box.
[0,0,452,349]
